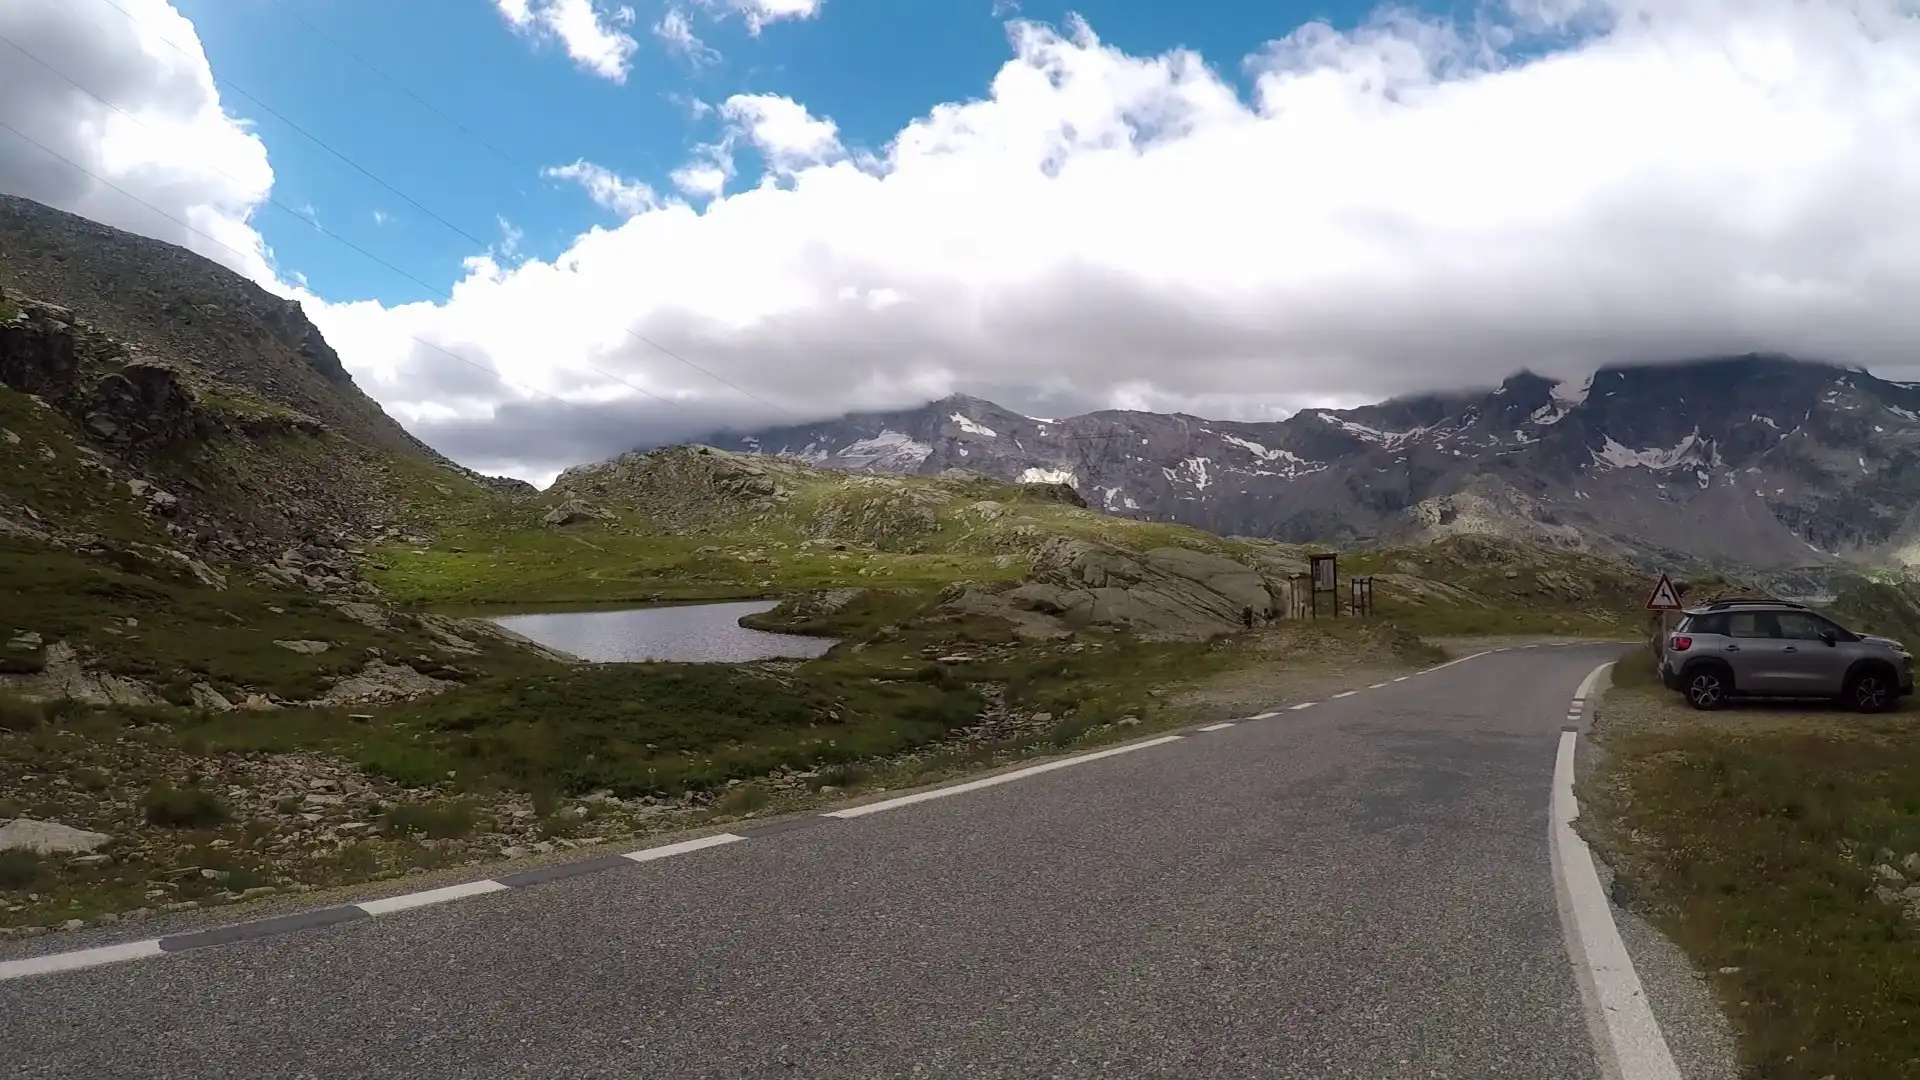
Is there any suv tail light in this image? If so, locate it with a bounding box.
[1670,635,1692,652]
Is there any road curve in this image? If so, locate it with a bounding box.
[2,644,1624,1079]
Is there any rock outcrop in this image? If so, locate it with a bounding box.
[943,536,1281,639]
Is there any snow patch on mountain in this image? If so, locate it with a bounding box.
[1552,376,1593,407]
[1165,457,1215,491]
[1592,432,1720,472]
[1019,466,1074,485]
[837,431,934,470]
[951,413,998,438]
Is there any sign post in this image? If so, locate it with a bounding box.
[1309,554,1338,618]
[1645,573,1683,659]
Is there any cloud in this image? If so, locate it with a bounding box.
[705,0,824,36]
[315,1,1920,482]
[718,94,843,170]
[653,6,721,65]
[14,0,1920,488]
[494,0,639,83]
[665,94,838,199]
[0,0,277,284]
[542,159,660,216]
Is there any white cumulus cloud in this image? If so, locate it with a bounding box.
[543,159,660,217]
[495,0,639,83]
[0,0,277,284]
[653,5,721,65]
[707,0,824,35]
[9,0,1920,486]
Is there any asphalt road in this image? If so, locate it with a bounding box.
[3,645,1621,1079]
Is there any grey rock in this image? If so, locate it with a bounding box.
[1873,863,1908,887]
[189,682,234,711]
[0,819,111,855]
[274,639,333,655]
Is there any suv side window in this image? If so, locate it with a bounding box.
[1727,612,1778,639]
[1775,613,1830,641]
[1686,613,1728,636]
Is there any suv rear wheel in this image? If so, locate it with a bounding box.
[1684,666,1729,711]
[1845,668,1896,714]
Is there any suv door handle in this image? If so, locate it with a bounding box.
[1723,645,1741,652]
[1782,646,1799,653]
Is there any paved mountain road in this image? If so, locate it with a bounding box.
[4,645,1629,1079]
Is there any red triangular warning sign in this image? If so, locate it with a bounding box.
[1645,573,1683,611]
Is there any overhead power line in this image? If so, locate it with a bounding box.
[80,0,799,421]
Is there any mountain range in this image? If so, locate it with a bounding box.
[685,360,1920,576]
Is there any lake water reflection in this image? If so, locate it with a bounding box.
[489,601,835,663]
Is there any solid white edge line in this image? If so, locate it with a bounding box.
[1199,722,1236,732]
[357,879,509,916]
[0,938,164,981]
[623,832,746,862]
[1289,702,1316,711]
[825,736,1185,819]
[1333,690,1358,699]
[1574,662,1610,701]
[1551,667,1681,1080]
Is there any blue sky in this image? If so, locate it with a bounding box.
[11,0,1914,481]
[170,0,1426,306]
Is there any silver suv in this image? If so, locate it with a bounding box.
[1660,599,1914,712]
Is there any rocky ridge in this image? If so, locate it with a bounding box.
[687,360,1920,575]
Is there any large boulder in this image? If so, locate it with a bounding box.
[945,536,1281,639]
[81,359,204,451]
[0,819,110,855]
[0,301,82,400]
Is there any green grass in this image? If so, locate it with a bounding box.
[141,783,231,828]
[380,800,477,840]
[0,693,43,732]
[1586,668,1920,1079]
[0,849,42,890]
[737,588,938,638]
[0,538,558,702]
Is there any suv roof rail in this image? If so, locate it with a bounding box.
[1698,598,1811,612]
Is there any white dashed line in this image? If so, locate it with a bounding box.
[1333,690,1358,699]
[1551,662,1681,1080]
[1289,702,1317,711]
[826,736,1185,819]
[1249,711,1280,720]
[0,939,164,982]
[1369,682,1388,689]
[1393,676,1409,683]
[1199,722,1236,732]
[358,879,508,916]
[623,833,747,862]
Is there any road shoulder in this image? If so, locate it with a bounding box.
[1578,648,1920,1080]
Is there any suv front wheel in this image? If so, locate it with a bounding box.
[1844,668,1896,714]
[1685,667,1729,711]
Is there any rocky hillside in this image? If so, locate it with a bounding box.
[687,360,1920,575]
[0,196,440,461]
[0,197,567,713]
